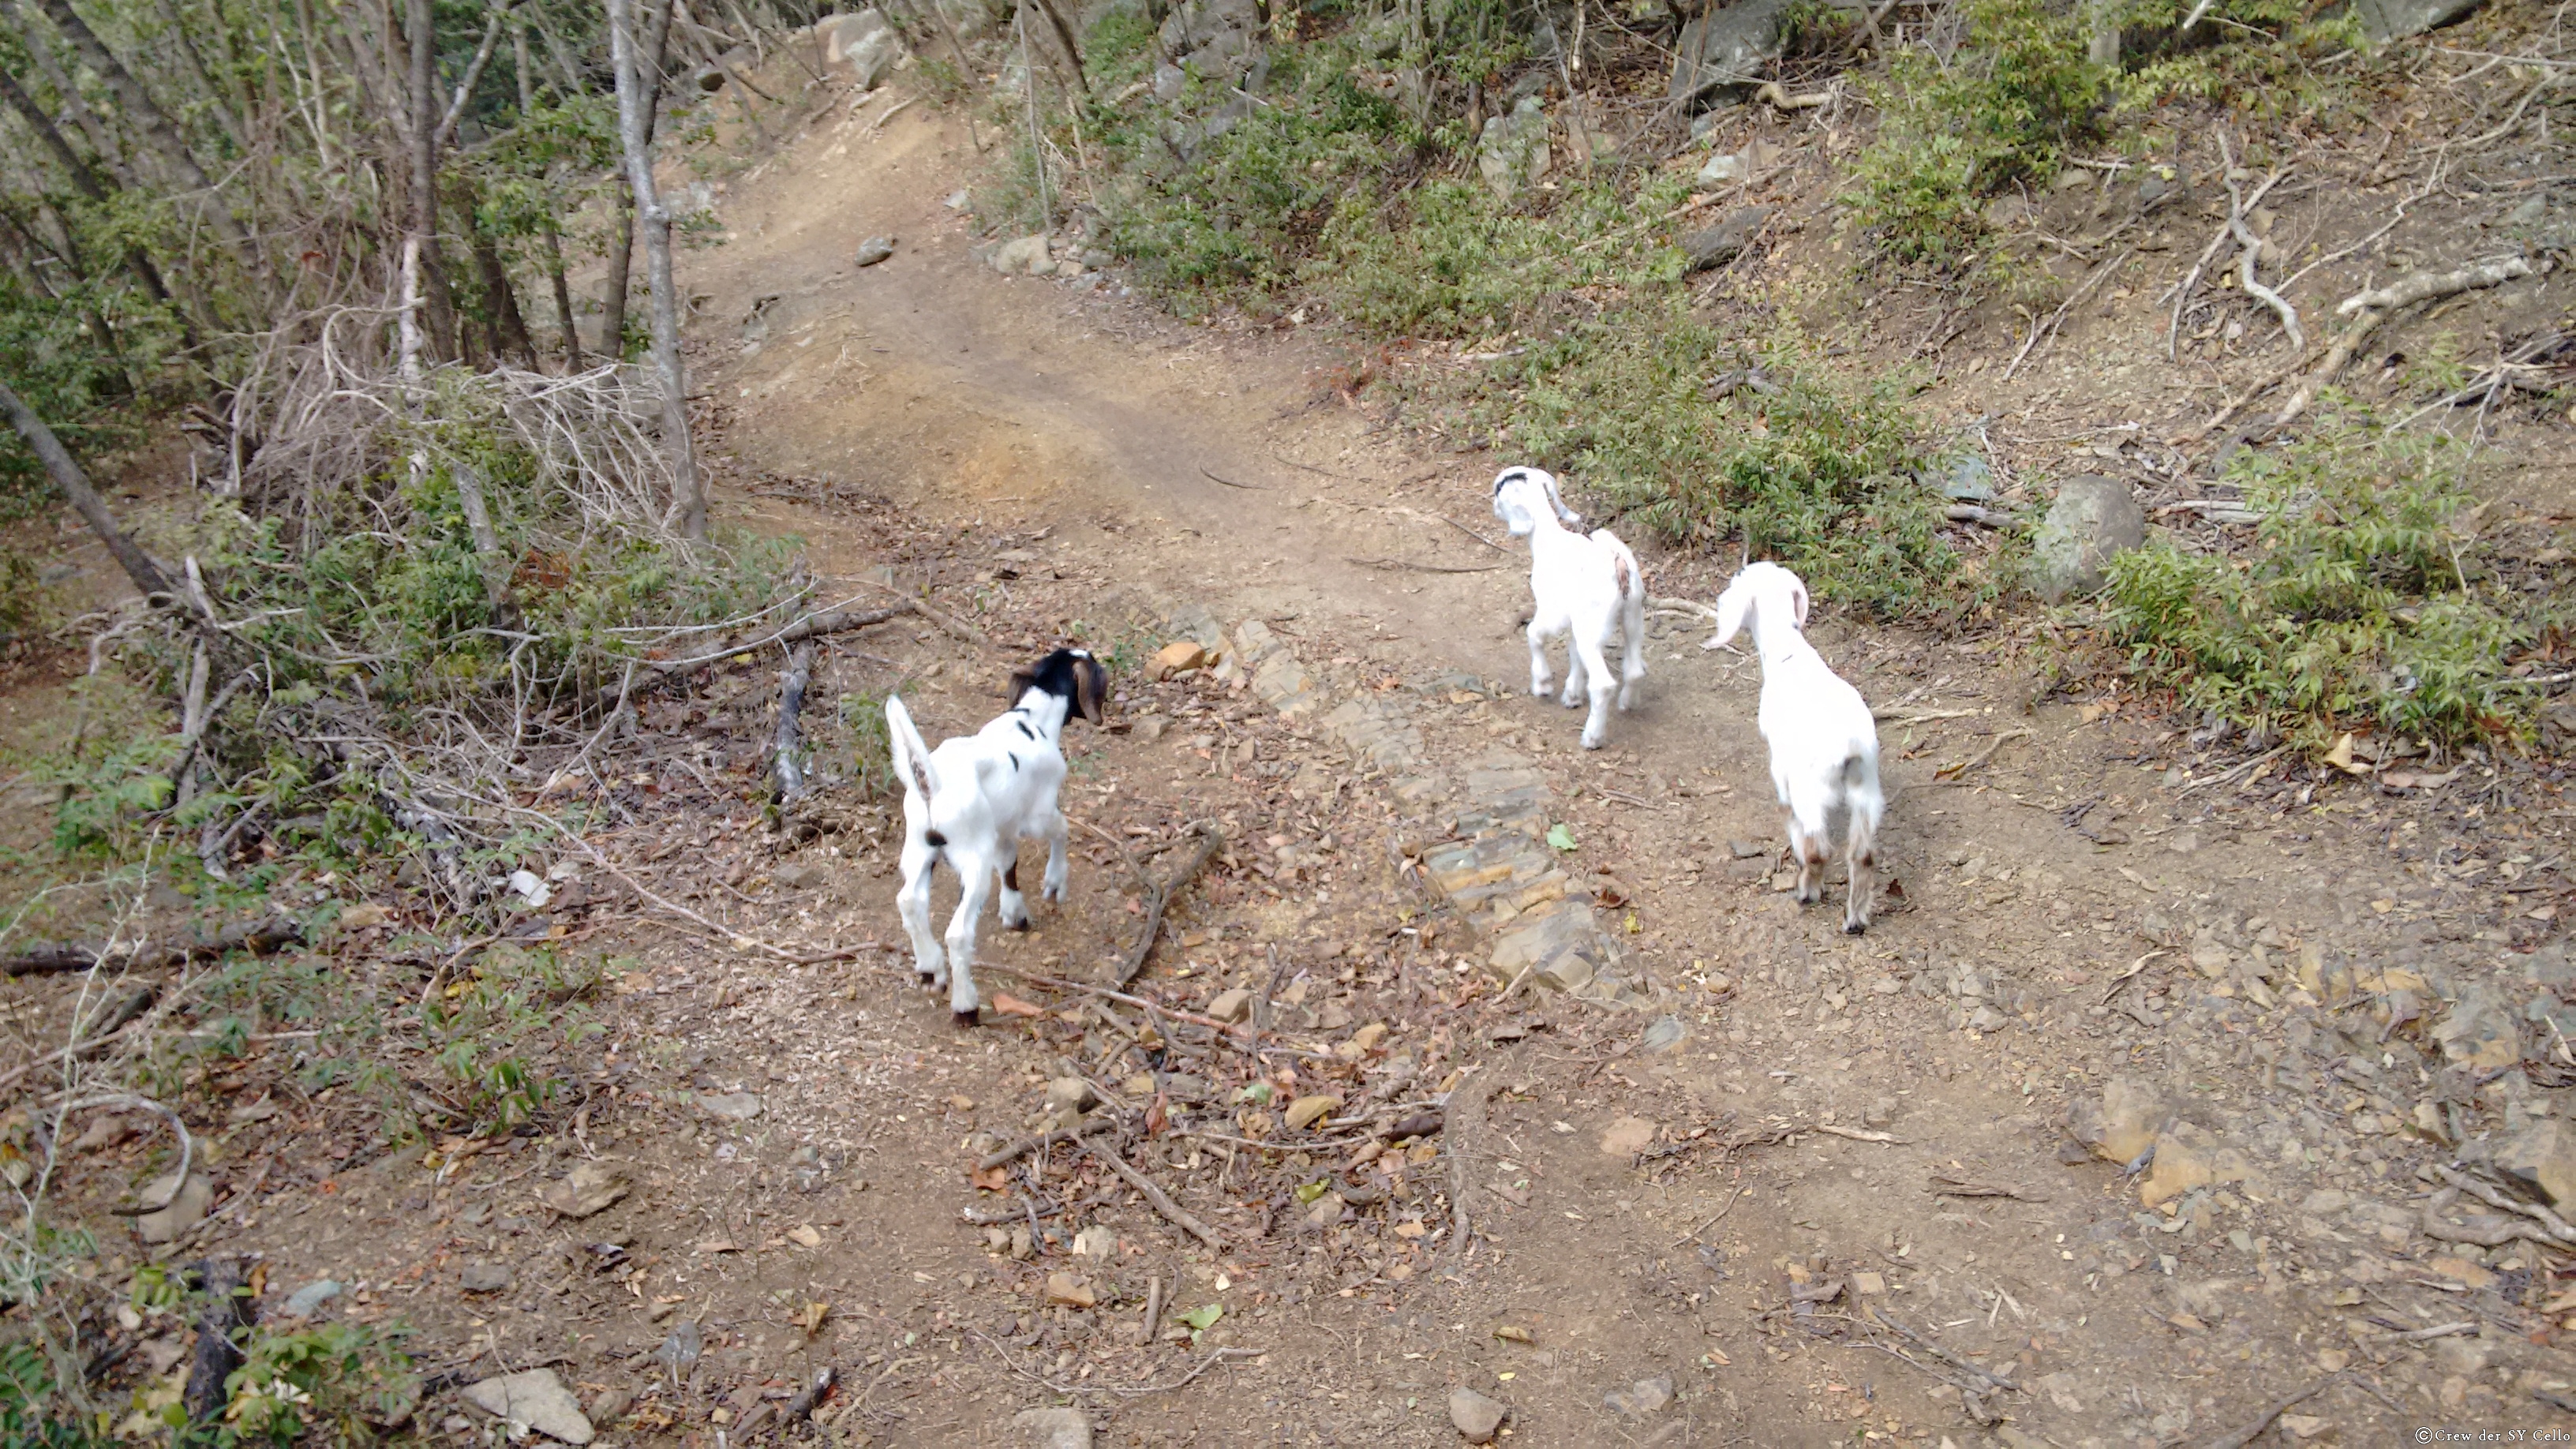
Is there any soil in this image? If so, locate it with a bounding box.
[12,40,2576,1449]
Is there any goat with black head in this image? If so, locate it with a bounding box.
[883,647,1107,1023]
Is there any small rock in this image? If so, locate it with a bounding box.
[655,1320,702,1376]
[1010,1226,1035,1260]
[72,1115,133,1153]
[1072,1225,1117,1257]
[2492,1119,2576,1208]
[2028,475,2146,604]
[697,1092,765,1121]
[1014,1405,1094,1449]
[1678,205,1771,271]
[1476,95,1551,200]
[340,901,392,929]
[586,1388,633,1428]
[278,1280,343,1319]
[459,1261,513,1294]
[2278,1414,2332,1441]
[773,862,825,890]
[1045,1078,1098,1114]
[1133,717,1167,742]
[1598,1115,1658,1156]
[1449,1385,1509,1443]
[539,1162,631,1219]
[2067,1075,2166,1164]
[1044,1272,1096,1309]
[1639,1016,1689,1054]
[463,1368,594,1444]
[1351,1021,1388,1051]
[945,189,970,209]
[1938,454,1997,503]
[2433,983,2522,1069]
[1152,641,1210,679]
[1726,840,1765,859]
[853,235,896,267]
[990,234,1053,275]
[134,1171,213,1244]
[1301,1193,1346,1230]
[1207,987,1253,1023]
[1604,1373,1676,1417]
[1967,1005,2009,1033]
[983,1227,1012,1253]
[1285,1095,1343,1131]
[1863,1095,1898,1128]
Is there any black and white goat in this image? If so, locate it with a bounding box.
[883,648,1106,1023]
[1491,466,1646,751]
[1711,561,1885,933]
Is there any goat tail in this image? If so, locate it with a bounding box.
[883,695,945,844]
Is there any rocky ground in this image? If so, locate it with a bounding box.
[9,17,2576,1449]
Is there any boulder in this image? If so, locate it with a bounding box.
[1477,95,1551,200]
[1670,0,1857,100]
[990,234,1054,275]
[2352,0,2481,41]
[1679,206,1771,271]
[2028,474,2144,603]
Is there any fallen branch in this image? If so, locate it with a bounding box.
[2338,254,2537,316]
[846,577,989,646]
[2166,167,2286,361]
[1346,556,1506,574]
[2215,139,2300,350]
[1115,824,1222,988]
[975,1114,1117,1170]
[2432,1163,2576,1246]
[1934,728,2032,781]
[1753,80,1828,110]
[1874,707,1981,724]
[1200,466,1267,490]
[2176,742,2290,796]
[6,916,301,978]
[1814,1125,1908,1144]
[1863,1306,2022,1393]
[2003,245,2134,380]
[1928,1173,2045,1202]
[1944,504,2018,529]
[2196,1375,2338,1449]
[1084,1137,1226,1250]
[982,964,1302,1051]
[181,1256,253,1427]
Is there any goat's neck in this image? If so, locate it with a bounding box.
[1009,688,1073,742]
[1747,614,1812,668]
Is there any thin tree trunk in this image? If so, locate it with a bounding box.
[598,0,673,364]
[32,0,256,262]
[1029,0,1087,92]
[513,18,582,369]
[471,226,538,368]
[148,0,249,154]
[607,0,704,540]
[406,0,456,360]
[8,0,133,184]
[0,378,174,605]
[0,62,180,315]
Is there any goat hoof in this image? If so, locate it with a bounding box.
[1009,918,1032,933]
[950,1007,981,1028]
[1843,919,1868,936]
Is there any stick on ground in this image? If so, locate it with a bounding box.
[1084,1138,1225,1250]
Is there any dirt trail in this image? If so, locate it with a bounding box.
[47,79,2576,1449]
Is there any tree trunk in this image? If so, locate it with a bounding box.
[406,0,457,360]
[0,377,174,605]
[513,19,583,369]
[32,0,256,264]
[0,62,182,316]
[8,1,134,185]
[1028,0,1087,92]
[608,0,704,539]
[148,0,249,154]
[600,189,635,359]
[472,226,538,369]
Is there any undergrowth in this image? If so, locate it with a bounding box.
[2097,417,2574,753]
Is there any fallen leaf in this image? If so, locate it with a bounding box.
[1492,1325,1532,1343]
[969,1166,1009,1193]
[788,1225,823,1249]
[2323,732,2370,776]
[698,1239,739,1255]
[1174,1304,1222,1331]
[801,1301,829,1335]
[990,992,1046,1018]
[1545,824,1578,852]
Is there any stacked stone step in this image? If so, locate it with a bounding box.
[1171,607,1651,1009]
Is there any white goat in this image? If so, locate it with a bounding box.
[883,647,1106,1023]
[1491,466,1646,750]
[1711,561,1885,933]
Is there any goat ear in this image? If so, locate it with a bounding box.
[1076,659,1107,724]
[1713,585,1750,649]
[1008,668,1036,706]
[1791,581,1810,630]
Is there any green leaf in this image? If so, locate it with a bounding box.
[1233,1082,1273,1105]
[1175,1304,1223,1331]
[1545,824,1577,852]
[1293,1179,1331,1204]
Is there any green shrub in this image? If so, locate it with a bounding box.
[1485,319,1962,616]
[2099,421,2573,751]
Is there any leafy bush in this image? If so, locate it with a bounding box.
[2099,421,2574,751]
[0,1340,113,1449]
[221,1322,420,1445]
[1486,320,1962,616]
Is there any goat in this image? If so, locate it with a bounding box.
[1711,560,1884,933]
[883,647,1106,1023]
[1490,466,1646,750]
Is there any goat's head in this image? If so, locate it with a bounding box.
[1713,560,1810,649]
[1490,466,1581,537]
[1008,647,1110,725]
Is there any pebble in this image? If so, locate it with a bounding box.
[773,862,825,890]
[1638,1016,1688,1053]
[459,1261,513,1294]
[1014,1405,1092,1449]
[463,1368,593,1444]
[853,235,896,268]
[1208,987,1253,1023]
[1044,1272,1096,1309]
[697,1092,765,1120]
[655,1320,702,1376]
[134,1171,213,1244]
[538,1162,631,1219]
[278,1280,343,1319]
[586,1388,632,1428]
[1597,1115,1657,1156]
[1604,1373,1675,1417]
[1448,1386,1508,1443]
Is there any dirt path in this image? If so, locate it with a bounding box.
[50,82,2576,1449]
